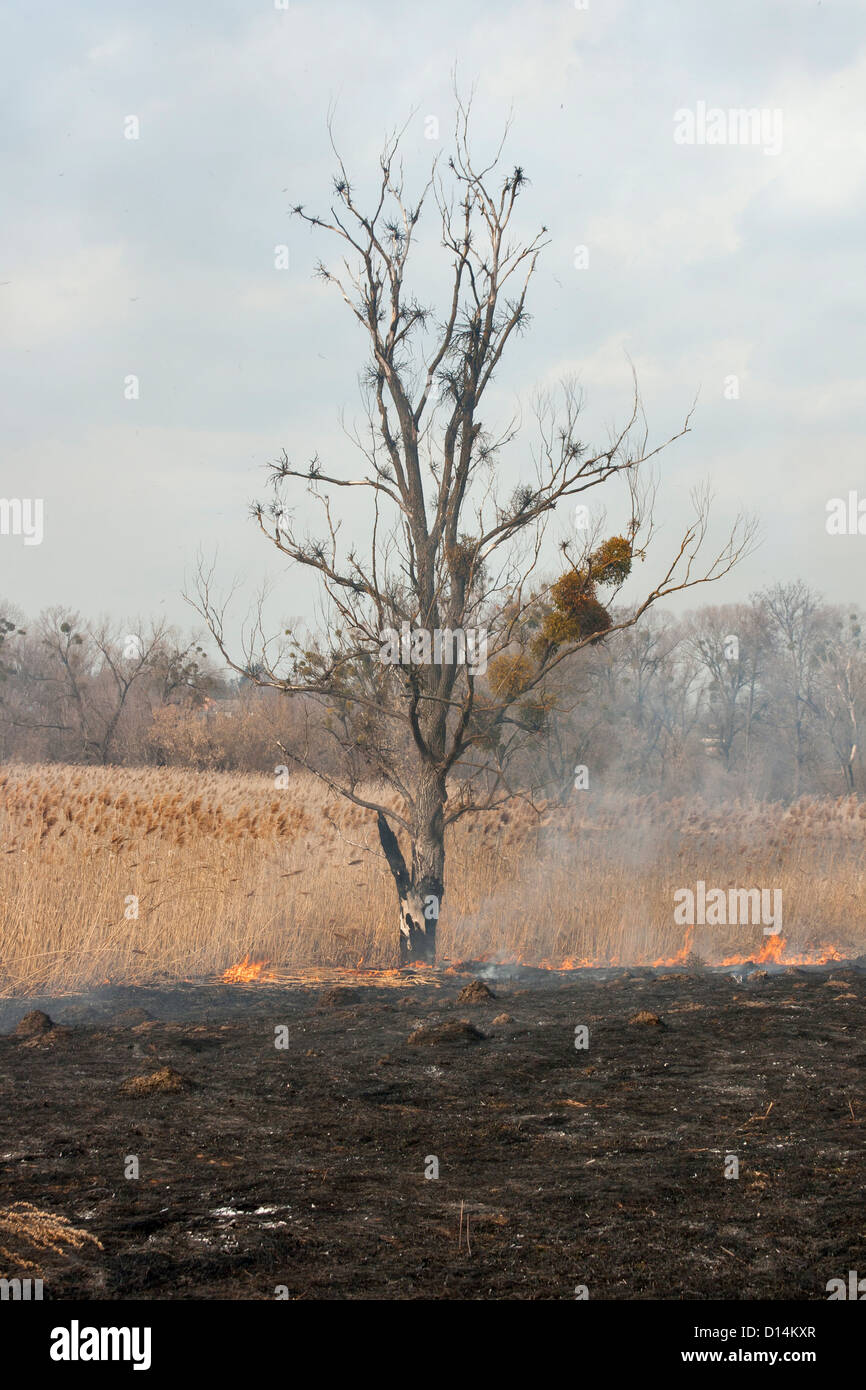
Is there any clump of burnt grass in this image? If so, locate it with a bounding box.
[0,765,864,993]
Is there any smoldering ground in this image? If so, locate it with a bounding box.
[1,959,863,1300]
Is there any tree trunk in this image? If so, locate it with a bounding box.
[377,777,445,965]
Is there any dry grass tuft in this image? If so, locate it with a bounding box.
[0,1201,103,1275]
[119,1066,192,1095]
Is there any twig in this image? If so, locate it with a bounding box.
[739,1100,774,1130]
[721,1247,748,1265]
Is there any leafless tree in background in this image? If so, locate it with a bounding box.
[812,609,865,794]
[758,581,827,797]
[0,609,215,765]
[685,604,770,771]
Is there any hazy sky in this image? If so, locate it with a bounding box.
[3,0,866,647]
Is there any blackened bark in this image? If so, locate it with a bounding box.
[377,807,443,966]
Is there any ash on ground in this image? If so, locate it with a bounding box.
[0,962,863,1300]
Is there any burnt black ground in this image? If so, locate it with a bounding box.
[0,964,863,1300]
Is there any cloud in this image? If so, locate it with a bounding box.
[774,50,866,210]
[0,245,131,350]
[2,0,865,628]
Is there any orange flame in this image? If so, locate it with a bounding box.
[220,933,851,985]
[645,929,849,970]
[650,925,697,968]
[458,929,850,972]
[715,934,848,968]
[222,954,276,983]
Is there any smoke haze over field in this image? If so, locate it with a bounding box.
[2,0,866,638]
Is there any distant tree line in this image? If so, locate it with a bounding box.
[0,580,863,801]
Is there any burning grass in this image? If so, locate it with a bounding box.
[1,763,865,994]
[221,956,277,984]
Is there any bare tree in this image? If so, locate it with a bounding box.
[812,609,865,794]
[0,610,215,765]
[756,581,826,797]
[194,105,755,964]
[685,603,770,771]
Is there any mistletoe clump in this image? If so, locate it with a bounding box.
[487,651,534,700]
[533,536,632,656]
[588,535,633,586]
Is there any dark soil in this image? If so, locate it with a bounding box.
[1,963,864,1300]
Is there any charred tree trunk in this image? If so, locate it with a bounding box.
[377,780,445,965]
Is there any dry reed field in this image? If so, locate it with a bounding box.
[1,763,865,994]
